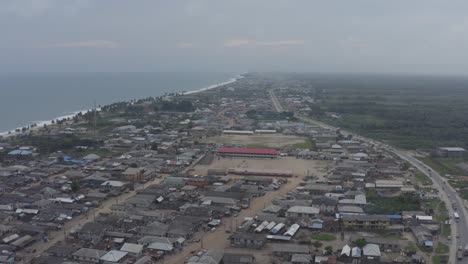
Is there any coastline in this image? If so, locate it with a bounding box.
[0,74,244,138]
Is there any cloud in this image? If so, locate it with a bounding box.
[0,0,91,18]
[342,37,369,51]
[176,42,194,48]
[48,40,120,49]
[224,39,252,47]
[224,39,304,47]
[256,40,305,46]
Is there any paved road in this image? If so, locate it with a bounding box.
[268,90,463,263]
[394,149,468,263]
[269,90,284,112]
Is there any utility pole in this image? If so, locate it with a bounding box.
[93,100,97,139]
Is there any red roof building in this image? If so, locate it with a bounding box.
[217,147,278,158]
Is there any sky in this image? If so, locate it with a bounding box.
[1,0,468,75]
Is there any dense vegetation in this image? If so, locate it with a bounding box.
[297,74,468,150]
[366,190,421,214]
[14,135,101,154]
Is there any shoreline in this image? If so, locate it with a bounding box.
[0,74,244,138]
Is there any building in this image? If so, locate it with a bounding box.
[229,168,292,177]
[342,215,390,231]
[222,130,254,135]
[222,253,255,264]
[271,244,311,258]
[229,232,266,249]
[363,244,381,260]
[72,248,107,263]
[312,197,338,214]
[436,147,467,157]
[286,206,320,220]
[218,147,278,159]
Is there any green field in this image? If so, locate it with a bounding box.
[435,243,449,254]
[311,233,336,241]
[420,157,468,176]
[414,171,433,185]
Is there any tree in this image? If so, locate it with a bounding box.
[325,246,333,255]
[312,241,323,252]
[150,143,158,151]
[71,181,80,193]
[353,238,367,248]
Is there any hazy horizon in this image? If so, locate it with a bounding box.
[2,1,468,76]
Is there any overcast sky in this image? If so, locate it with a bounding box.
[1,0,468,75]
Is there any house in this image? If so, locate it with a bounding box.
[72,248,107,263]
[291,254,313,264]
[47,244,79,258]
[286,206,320,220]
[222,253,255,264]
[272,243,310,258]
[342,215,390,231]
[74,222,107,243]
[126,194,155,208]
[120,242,143,255]
[100,250,128,263]
[311,197,337,214]
[101,180,127,190]
[363,244,381,260]
[299,184,335,195]
[350,235,400,252]
[122,167,144,181]
[229,232,266,249]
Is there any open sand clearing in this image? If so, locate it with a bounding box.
[192,156,332,177]
[161,157,332,264]
[202,133,309,148]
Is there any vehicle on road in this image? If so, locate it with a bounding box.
[458,246,463,260]
[454,212,460,221]
[464,244,468,256]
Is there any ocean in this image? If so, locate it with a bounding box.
[0,72,236,133]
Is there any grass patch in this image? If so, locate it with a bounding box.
[415,171,433,185]
[366,191,421,214]
[245,143,270,148]
[432,255,449,264]
[420,157,467,176]
[435,242,449,254]
[311,233,336,241]
[287,138,316,150]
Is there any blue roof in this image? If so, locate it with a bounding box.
[8,150,32,155]
[387,215,402,219]
[63,155,84,164]
[424,241,433,247]
[310,223,323,229]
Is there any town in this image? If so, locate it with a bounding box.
[0,73,462,264]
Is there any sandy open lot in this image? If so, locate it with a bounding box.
[202,133,309,148]
[161,157,333,264]
[192,156,333,178]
